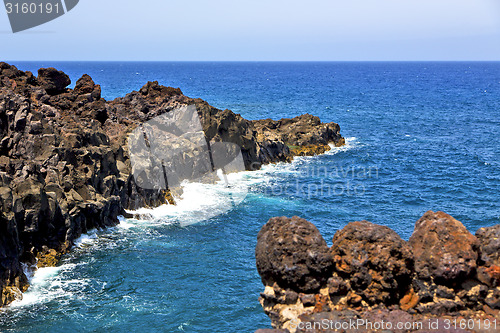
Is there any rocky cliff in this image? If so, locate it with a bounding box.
[0,62,344,306]
[255,212,500,333]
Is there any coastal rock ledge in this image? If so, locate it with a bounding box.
[0,62,344,306]
[255,212,500,333]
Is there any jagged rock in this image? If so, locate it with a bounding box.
[37,68,71,94]
[74,74,96,94]
[477,266,500,288]
[458,280,488,309]
[253,114,344,147]
[256,216,333,293]
[409,211,479,284]
[0,62,344,306]
[330,220,414,305]
[0,213,29,306]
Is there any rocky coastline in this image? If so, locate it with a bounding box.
[0,62,344,306]
[255,212,500,332]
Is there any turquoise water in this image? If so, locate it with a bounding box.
[1,62,499,332]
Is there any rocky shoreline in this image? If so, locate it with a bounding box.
[255,212,500,332]
[0,62,344,306]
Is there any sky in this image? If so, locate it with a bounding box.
[1,0,500,61]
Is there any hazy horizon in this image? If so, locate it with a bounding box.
[1,0,500,61]
[5,60,500,63]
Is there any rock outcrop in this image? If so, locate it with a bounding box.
[0,62,344,306]
[252,115,344,157]
[256,211,500,332]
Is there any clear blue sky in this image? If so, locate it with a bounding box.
[1,0,500,61]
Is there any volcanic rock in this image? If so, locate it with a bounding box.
[0,62,344,306]
[476,225,500,287]
[256,216,333,293]
[256,212,500,332]
[330,220,414,305]
[37,67,71,94]
[409,211,479,284]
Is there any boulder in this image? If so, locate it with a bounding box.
[256,213,500,331]
[256,216,333,293]
[330,221,414,305]
[408,211,479,284]
[37,67,71,94]
[74,74,96,94]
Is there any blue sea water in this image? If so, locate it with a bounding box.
[0,62,499,332]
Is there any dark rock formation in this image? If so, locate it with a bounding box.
[256,216,333,293]
[37,68,71,95]
[253,114,345,157]
[253,114,344,147]
[0,62,344,306]
[256,211,500,332]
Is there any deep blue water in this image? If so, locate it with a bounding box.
[1,62,499,332]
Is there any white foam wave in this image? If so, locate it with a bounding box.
[126,171,250,226]
[7,136,360,308]
[117,215,135,229]
[327,136,359,155]
[74,230,98,248]
[123,137,360,227]
[9,264,85,308]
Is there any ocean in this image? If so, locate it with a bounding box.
[1,62,499,332]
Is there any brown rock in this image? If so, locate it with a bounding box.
[252,114,344,148]
[485,288,500,309]
[37,68,71,94]
[1,286,22,306]
[256,216,334,293]
[300,294,316,307]
[476,225,500,267]
[74,74,96,94]
[476,225,500,287]
[458,280,488,308]
[289,144,331,157]
[330,220,414,305]
[477,265,500,288]
[327,276,349,298]
[36,248,60,268]
[400,287,419,311]
[409,211,479,284]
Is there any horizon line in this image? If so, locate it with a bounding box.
[5,60,500,63]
